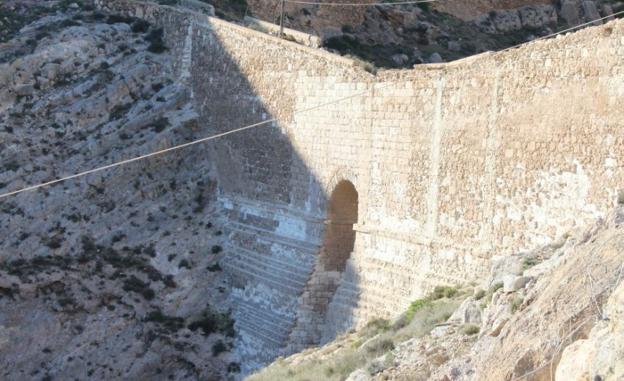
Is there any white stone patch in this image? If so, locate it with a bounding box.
[606,75,624,103]
[275,214,308,242]
[495,160,603,251]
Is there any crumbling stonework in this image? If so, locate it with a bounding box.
[97,0,624,370]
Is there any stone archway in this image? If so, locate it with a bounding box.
[287,180,359,350]
[320,180,358,272]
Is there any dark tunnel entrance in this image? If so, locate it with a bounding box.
[320,180,358,272]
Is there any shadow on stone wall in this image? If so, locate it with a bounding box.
[189,20,363,373]
[124,2,367,374]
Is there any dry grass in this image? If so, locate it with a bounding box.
[247,287,466,381]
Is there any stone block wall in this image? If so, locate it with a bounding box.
[97,0,624,370]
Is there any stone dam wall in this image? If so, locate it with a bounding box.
[98,0,624,370]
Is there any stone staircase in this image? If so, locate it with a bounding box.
[218,197,323,367]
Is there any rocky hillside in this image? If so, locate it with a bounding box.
[210,0,624,67]
[0,2,242,380]
[249,204,624,381]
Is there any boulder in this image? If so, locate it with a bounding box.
[489,255,523,287]
[346,369,371,381]
[474,14,496,34]
[431,324,452,338]
[391,53,409,66]
[14,84,34,97]
[429,52,443,63]
[556,339,595,381]
[448,298,482,325]
[582,1,602,24]
[518,5,557,29]
[503,275,531,293]
[491,10,522,33]
[561,0,581,26]
[447,40,461,51]
[480,290,511,337]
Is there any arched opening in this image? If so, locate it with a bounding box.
[287,180,359,350]
[321,180,358,272]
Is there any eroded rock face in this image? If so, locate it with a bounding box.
[237,0,616,68]
[0,4,241,380]
[397,208,624,381]
[556,281,624,381]
[251,207,624,381]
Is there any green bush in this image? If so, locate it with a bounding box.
[122,275,155,300]
[462,324,480,335]
[430,285,458,300]
[131,19,151,33]
[207,263,222,272]
[479,282,503,309]
[212,340,228,356]
[522,257,539,270]
[365,337,394,355]
[144,309,185,332]
[188,310,235,337]
[511,296,524,313]
[145,28,167,53]
[403,298,432,324]
[363,318,391,335]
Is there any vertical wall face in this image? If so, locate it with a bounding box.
[287,180,359,350]
[98,0,624,370]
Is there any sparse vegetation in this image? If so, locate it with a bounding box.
[150,117,169,132]
[188,309,235,337]
[209,0,248,21]
[510,296,524,313]
[248,286,465,381]
[522,257,539,270]
[145,309,185,332]
[400,298,432,326]
[474,289,486,300]
[122,275,155,300]
[145,28,167,53]
[212,340,227,356]
[227,362,241,373]
[479,282,503,309]
[207,263,222,272]
[462,324,480,335]
[430,285,459,300]
[178,259,191,269]
[131,19,151,33]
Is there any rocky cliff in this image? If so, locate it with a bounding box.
[249,204,624,381]
[0,2,241,380]
[223,0,624,67]
[1,1,623,380]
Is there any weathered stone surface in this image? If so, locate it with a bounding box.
[582,0,602,24]
[0,7,236,380]
[429,52,443,63]
[561,0,581,26]
[94,0,624,371]
[392,53,410,66]
[3,0,624,378]
[346,369,372,381]
[476,4,557,33]
[556,280,624,381]
[518,4,557,29]
[502,275,531,293]
[448,298,482,325]
[555,339,595,380]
